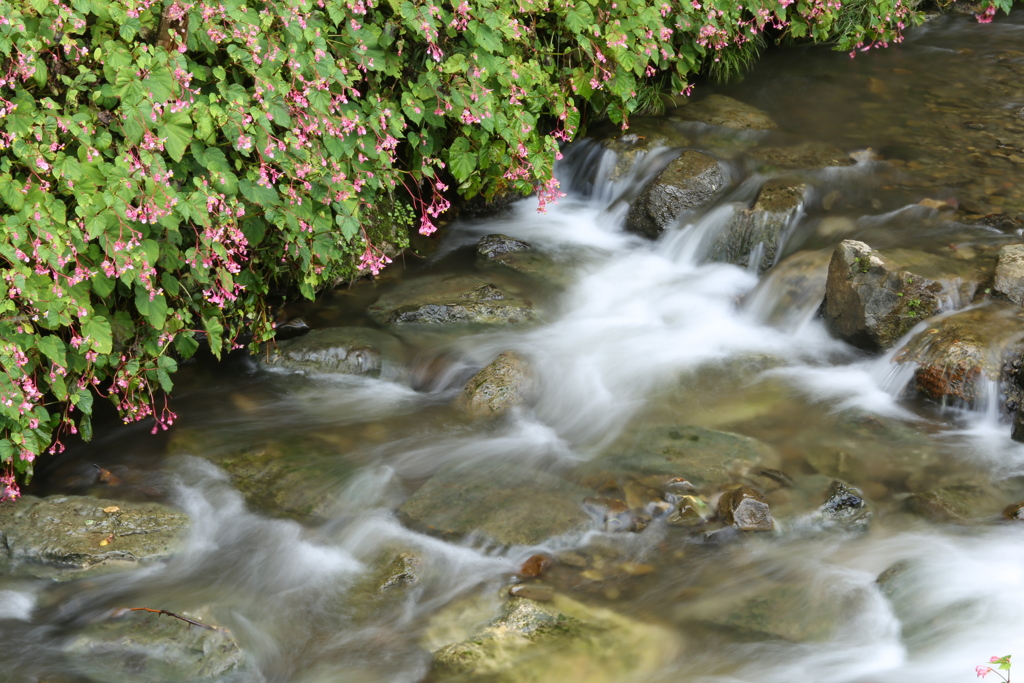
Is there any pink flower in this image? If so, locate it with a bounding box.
[977,666,992,678]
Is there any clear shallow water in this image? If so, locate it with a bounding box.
[8,11,1024,683]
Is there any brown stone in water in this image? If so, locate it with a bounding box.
[518,553,554,578]
[717,486,774,531]
[508,583,555,601]
[1002,501,1024,520]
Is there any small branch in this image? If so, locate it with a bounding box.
[122,607,224,631]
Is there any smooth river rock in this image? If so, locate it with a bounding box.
[399,464,591,546]
[625,150,728,239]
[257,326,404,377]
[0,495,189,577]
[368,274,535,328]
[430,595,681,683]
[672,94,778,130]
[823,240,996,351]
[993,243,1024,305]
[458,352,534,418]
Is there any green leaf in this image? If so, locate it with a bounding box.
[175,332,199,359]
[36,336,67,366]
[82,316,113,354]
[72,388,94,416]
[0,175,25,211]
[203,316,225,358]
[159,111,193,163]
[447,137,476,183]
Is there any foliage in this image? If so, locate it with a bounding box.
[978,655,1012,682]
[0,0,974,497]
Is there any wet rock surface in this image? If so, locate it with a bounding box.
[747,141,854,172]
[706,179,806,273]
[993,243,1024,305]
[368,275,536,327]
[0,496,189,576]
[902,484,992,524]
[430,595,680,683]
[581,424,780,492]
[895,302,1024,406]
[717,486,774,531]
[399,464,591,546]
[458,352,533,418]
[743,248,830,328]
[823,239,997,351]
[62,609,245,683]
[476,234,533,260]
[257,326,404,377]
[625,150,728,239]
[814,480,871,529]
[672,94,778,130]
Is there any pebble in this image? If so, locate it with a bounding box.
[509,584,555,601]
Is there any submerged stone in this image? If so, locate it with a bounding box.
[399,464,591,546]
[62,608,245,683]
[815,480,871,529]
[625,150,728,239]
[671,94,777,130]
[257,326,404,377]
[430,595,681,683]
[902,484,992,524]
[368,275,536,327]
[477,234,533,260]
[717,486,774,531]
[0,496,188,577]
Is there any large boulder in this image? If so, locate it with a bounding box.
[368,275,536,328]
[705,179,806,273]
[579,424,780,493]
[430,595,681,683]
[625,150,728,239]
[458,352,534,419]
[62,608,246,683]
[399,464,591,546]
[823,240,996,351]
[671,94,777,130]
[894,302,1024,406]
[257,326,404,377]
[993,243,1024,305]
[0,496,189,577]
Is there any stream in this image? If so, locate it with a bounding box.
[5,10,1024,683]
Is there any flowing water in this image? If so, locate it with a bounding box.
[7,12,1024,683]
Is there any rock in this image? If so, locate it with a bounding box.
[625,150,728,239]
[672,94,777,130]
[518,554,554,578]
[901,485,990,523]
[399,464,591,546]
[666,495,708,527]
[62,608,245,683]
[894,302,1024,406]
[580,425,780,492]
[430,595,680,682]
[743,248,830,329]
[476,234,533,260]
[458,352,533,418]
[681,581,844,643]
[368,275,535,328]
[597,118,692,181]
[480,249,576,289]
[257,326,404,377]
[705,179,806,273]
[823,240,996,351]
[747,141,854,172]
[0,496,189,576]
[582,496,647,532]
[815,480,871,529]
[1002,501,1024,520]
[717,486,774,531]
[993,243,1024,305]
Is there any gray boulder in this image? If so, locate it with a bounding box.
[671,94,777,130]
[399,464,591,546]
[368,275,535,328]
[257,327,403,377]
[823,240,996,351]
[0,496,189,576]
[458,352,533,418]
[747,141,854,172]
[476,234,533,261]
[706,179,806,273]
[993,243,1024,305]
[625,150,728,239]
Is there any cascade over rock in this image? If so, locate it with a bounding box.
[625,150,728,239]
[458,352,534,418]
[706,179,806,273]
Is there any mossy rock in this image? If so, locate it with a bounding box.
[368,275,536,328]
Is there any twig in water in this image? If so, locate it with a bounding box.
[120,607,225,632]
